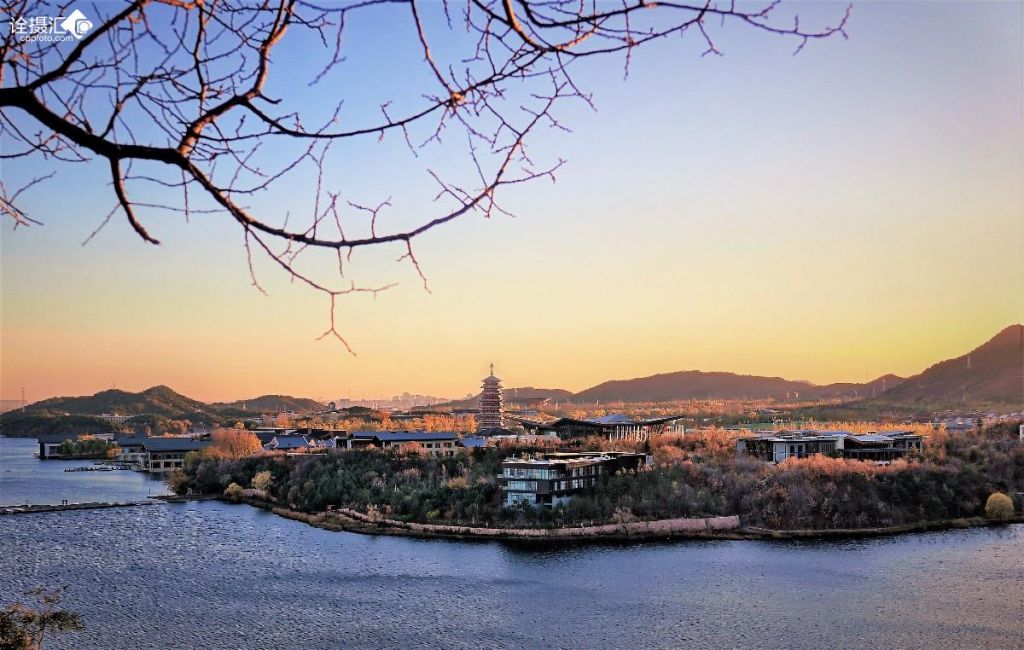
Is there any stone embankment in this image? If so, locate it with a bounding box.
[0,501,161,515]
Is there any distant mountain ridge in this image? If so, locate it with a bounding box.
[19,385,212,418]
[5,386,326,423]
[870,325,1023,407]
[570,326,1020,408]
[212,395,326,415]
[2,326,1018,433]
[571,371,902,403]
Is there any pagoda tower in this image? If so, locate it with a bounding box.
[478,363,504,431]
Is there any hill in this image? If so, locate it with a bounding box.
[212,395,325,415]
[572,371,829,403]
[870,325,1023,408]
[14,385,213,418]
[815,374,906,401]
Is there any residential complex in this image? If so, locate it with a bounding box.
[499,451,647,509]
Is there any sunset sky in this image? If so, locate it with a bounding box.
[1,1,1021,403]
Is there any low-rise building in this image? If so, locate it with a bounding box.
[499,451,647,509]
[736,430,924,463]
[519,414,685,442]
[36,433,79,459]
[344,431,458,456]
[264,435,313,451]
[116,437,210,473]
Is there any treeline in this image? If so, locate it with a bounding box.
[58,437,116,459]
[172,423,1024,530]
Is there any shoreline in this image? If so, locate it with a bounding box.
[176,495,1024,544]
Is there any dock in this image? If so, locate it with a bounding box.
[0,500,162,515]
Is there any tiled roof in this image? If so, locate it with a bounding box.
[140,438,210,452]
[373,431,458,442]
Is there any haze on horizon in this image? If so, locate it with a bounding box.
[1,2,1021,404]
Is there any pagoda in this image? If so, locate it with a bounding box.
[478,363,504,431]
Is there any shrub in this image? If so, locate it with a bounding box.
[251,470,273,492]
[984,492,1015,521]
[224,482,244,501]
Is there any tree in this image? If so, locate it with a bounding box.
[207,428,262,459]
[0,1,847,349]
[0,587,83,650]
[984,492,1014,521]
[224,482,244,500]
[251,470,273,492]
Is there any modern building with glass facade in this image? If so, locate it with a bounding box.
[499,451,647,509]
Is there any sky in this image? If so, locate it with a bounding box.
[1,1,1022,403]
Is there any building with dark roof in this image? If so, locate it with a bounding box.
[519,414,685,442]
[115,437,211,473]
[344,431,458,456]
[36,433,81,459]
[264,435,313,451]
[736,430,924,463]
[499,451,647,509]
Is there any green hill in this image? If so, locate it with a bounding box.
[15,385,212,418]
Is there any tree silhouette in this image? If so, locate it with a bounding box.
[1,1,849,349]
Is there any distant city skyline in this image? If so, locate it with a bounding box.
[2,2,1021,403]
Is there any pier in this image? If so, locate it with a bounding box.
[0,500,162,515]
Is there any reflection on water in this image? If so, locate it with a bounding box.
[1,438,1022,649]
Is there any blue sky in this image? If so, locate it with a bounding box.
[1,1,1021,401]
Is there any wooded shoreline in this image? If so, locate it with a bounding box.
[194,495,1023,544]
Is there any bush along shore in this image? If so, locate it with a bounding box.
[167,421,1024,542]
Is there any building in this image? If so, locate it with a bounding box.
[344,431,458,456]
[478,364,504,431]
[95,413,133,425]
[264,435,313,451]
[736,430,924,463]
[498,451,647,509]
[519,414,686,442]
[116,437,211,473]
[36,433,79,459]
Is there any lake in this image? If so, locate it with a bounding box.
[1,436,1022,649]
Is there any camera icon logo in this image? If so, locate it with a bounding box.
[60,9,93,39]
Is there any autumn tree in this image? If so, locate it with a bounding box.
[251,470,273,492]
[0,1,848,349]
[207,427,262,459]
[984,492,1014,521]
[0,587,83,650]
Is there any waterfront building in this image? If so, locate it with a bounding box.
[735,430,924,463]
[478,364,504,431]
[498,451,647,509]
[115,437,210,473]
[519,414,686,442]
[36,433,79,459]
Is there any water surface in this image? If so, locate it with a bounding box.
[1,437,1021,649]
[0,437,169,505]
